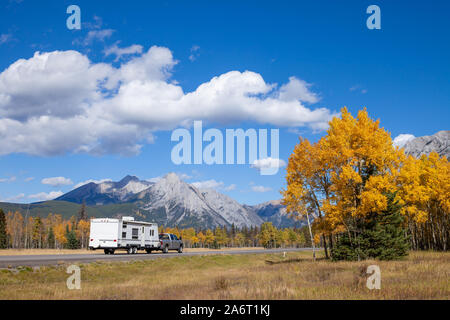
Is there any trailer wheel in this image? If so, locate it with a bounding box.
[132,247,137,254]
[104,249,109,255]
[110,249,115,255]
[127,247,133,254]
[145,249,152,254]
[163,245,169,253]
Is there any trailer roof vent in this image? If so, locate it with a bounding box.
[122,216,135,221]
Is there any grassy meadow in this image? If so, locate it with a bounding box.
[0,250,448,300]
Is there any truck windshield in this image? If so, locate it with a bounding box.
[159,234,170,240]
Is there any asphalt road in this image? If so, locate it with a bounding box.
[0,248,313,268]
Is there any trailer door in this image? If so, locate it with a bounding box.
[141,226,146,247]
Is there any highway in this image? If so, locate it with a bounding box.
[0,248,313,268]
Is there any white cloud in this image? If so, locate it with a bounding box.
[104,43,143,61]
[0,46,336,157]
[146,176,162,183]
[191,179,224,190]
[0,34,12,45]
[0,176,16,182]
[177,173,192,180]
[191,179,236,191]
[224,184,236,191]
[28,191,64,201]
[73,178,112,189]
[278,77,319,103]
[24,177,34,182]
[1,193,25,202]
[393,134,416,148]
[189,45,200,62]
[251,185,272,193]
[251,157,286,171]
[80,29,115,46]
[350,85,367,94]
[41,176,73,186]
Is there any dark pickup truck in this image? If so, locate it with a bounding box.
[158,233,183,253]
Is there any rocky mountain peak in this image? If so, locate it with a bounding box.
[403,130,449,158]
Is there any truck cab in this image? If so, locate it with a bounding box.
[158,233,183,253]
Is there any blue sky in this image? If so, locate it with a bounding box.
[0,0,449,205]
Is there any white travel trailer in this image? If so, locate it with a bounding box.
[89,217,159,254]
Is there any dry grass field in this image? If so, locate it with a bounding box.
[0,251,448,300]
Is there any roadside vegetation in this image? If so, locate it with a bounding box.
[0,250,448,300]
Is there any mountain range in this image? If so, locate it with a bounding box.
[1,173,302,229]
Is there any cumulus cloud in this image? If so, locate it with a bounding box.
[251,185,272,193]
[393,134,416,148]
[0,46,336,157]
[28,191,64,201]
[251,157,286,171]
[278,77,319,103]
[41,176,73,186]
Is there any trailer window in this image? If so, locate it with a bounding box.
[123,223,127,229]
[122,232,126,238]
[132,228,139,240]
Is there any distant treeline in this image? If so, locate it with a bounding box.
[0,206,310,249]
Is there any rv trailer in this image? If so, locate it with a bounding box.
[89,217,159,254]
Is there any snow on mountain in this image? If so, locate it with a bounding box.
[402,130,449,159]
[131,173,261,229]
[56,175,153,205]
[199,188,264,227]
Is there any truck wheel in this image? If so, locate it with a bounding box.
[163,245,169,253]
[132,247,137,254]
[178,245,183,253]
[127,247,133,254]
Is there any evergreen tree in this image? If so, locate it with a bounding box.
[32,217,44,248]
[65,224,80,249]
[77,201,87,222]
[364,192,410,260]
[332,192,409,261]
[0,209,7,249]
[47,227,55,249]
